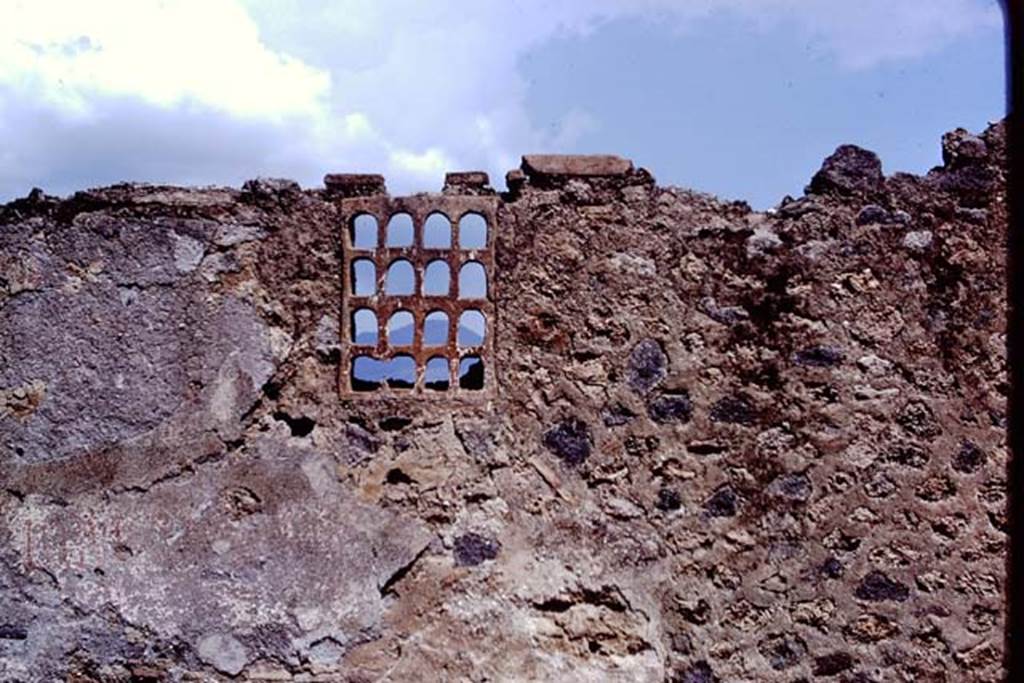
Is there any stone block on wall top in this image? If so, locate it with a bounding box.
[520,154,634,179]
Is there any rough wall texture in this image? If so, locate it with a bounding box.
[0,121,1008,682]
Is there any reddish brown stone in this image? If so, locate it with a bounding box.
[521,154,633,178]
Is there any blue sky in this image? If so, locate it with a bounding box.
[521,11,1005,207]
[0,0,1006,208]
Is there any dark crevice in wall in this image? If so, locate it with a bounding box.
[272,412,316,437]
[378,544,429,598]
[379,416,412,431]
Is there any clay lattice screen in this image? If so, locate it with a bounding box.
[339,194,497,399]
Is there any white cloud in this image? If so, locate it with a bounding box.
[389,147,454,180]
[0,0,1003,200]
[0,0,329,120]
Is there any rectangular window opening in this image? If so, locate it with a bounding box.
[339,195,497,400]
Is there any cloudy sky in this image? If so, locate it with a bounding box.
[0,0,1006,208]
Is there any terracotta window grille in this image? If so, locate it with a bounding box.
[340,195,496,398]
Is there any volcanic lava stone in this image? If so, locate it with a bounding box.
[942,129,989,168]
[813,652,855,676]
[705,488,739,517]
[809,144,884,196]
[952,440,986,474]
[855,204,890,225]
[758,634,807,670]
[453,533,501,567]
[821,557,844,579]
[792,345,844,367]
[656,487,682,512]
[602,404,636,427]
[709,395,757,425]
[887,442,930,468]
[627,339,668,393]
[542,418,592,466]
[854,571,909,602]
[648,392,692,424]
[897,401,941,439]
[675,661,716,683]
[768,473,812,502]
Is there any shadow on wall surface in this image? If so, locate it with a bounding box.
[1000,0,1023,680]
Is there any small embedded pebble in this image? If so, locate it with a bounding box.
[902,230,933,253]
[821,557,844,579]
[655,487,682,512]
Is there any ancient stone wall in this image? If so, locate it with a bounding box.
[0,121,1008,681]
